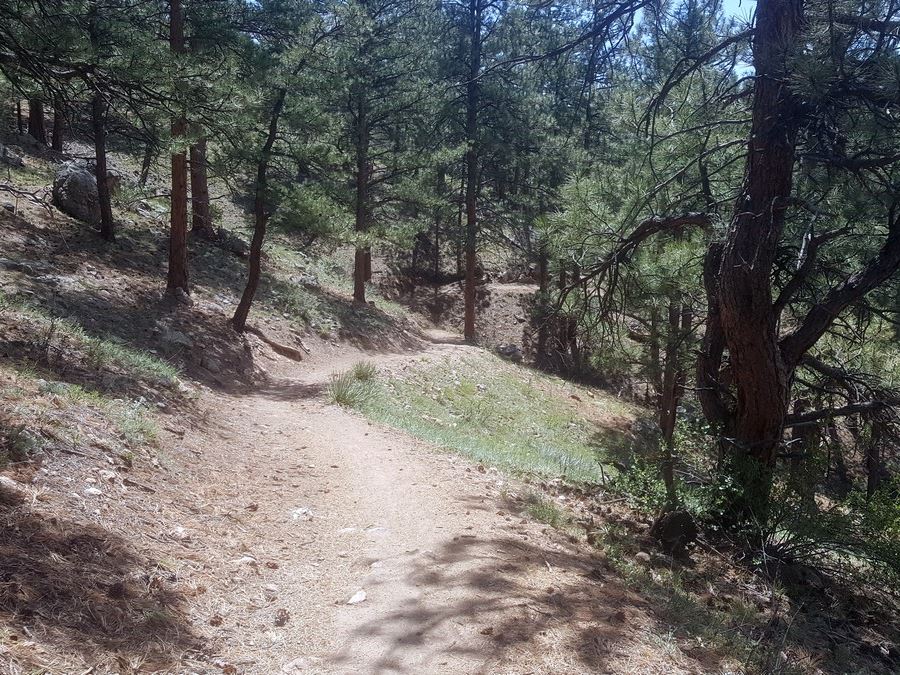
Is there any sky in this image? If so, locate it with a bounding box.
[721,0,756,22]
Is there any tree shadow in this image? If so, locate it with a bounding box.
[326,490,737,674]
[0,486,202,670]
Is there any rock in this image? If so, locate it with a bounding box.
[3,203,14,212]
[0,144,25,168]
[634,551,652,565]
[214,227,251,258]
[281,656,321,673]
[52,163,101,225]
[160,328,193,352]
[200,355,223,373]
[649,509,698,556]
[0,476,23,492]
[347,589,367,605]
[291,507,313,521]
[98,469,117,483]
[83,487,103,497]
[496,343,523,363]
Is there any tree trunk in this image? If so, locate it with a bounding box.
[352,84,370,304]
[233,90,287,332]
[91,93,115,241]
[463,0,482,343]
[51,97,64,152]
[659,291,689,510]
[167,0,189,296]
[139,141,155,186]
[27,99,47,145]
[715,0,805,520]
[16,100,23,134]
[866,416,885,498]
[536,241,549,364]
[190,136,213,236]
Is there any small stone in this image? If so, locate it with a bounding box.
[634,551,651,565]
[347,589,367,605]
[83,487,103,497]
[0,476,22,492]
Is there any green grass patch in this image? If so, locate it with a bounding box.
[355,353,622,485]
[3,293,179,385]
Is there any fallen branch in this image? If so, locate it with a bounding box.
[245,325,305,361]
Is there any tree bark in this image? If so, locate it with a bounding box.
[27,99,47,145]
[16,100,23,134]
[167,0,189,295]
[233,90,287,332]
[190,136,213,236]
[91,93,115,241]
[352,78,370,304]
[139,140,155,186]
[51,96,64,152]
[536,241,549,364]
[463,0,482,343]
[715,0,805,519]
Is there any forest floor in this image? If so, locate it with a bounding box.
[2,132,895,674]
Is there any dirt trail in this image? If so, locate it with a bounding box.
[183,330,694,675]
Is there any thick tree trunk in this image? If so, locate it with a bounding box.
[91,93,115,241]
[167,0,189,295]
[463,0,482,343]
[715,0,805,519]
[51,97,64,152]
[27,99,47,145]
[190,136,213,236]
[233,90,286,332]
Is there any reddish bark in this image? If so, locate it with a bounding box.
[167,0,189,295]
[463,0,482,343]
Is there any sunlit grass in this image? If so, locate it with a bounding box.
[355,353,626,484]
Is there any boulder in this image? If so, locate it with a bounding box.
[0,144,25,168]
[52,163,100,225]
[496,343,524,363]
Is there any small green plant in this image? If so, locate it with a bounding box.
[114,400,159,446]
[351,361,377,381]
[523,491,576,532]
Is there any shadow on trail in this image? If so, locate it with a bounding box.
[328,529,651,673]
[0,487,202,670]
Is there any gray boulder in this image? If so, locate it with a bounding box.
[496,343,524,363]
[0,144,25,168]
[52,163,100,225]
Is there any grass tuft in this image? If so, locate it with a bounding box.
[328,369,376,407]
[351,361,377,381]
